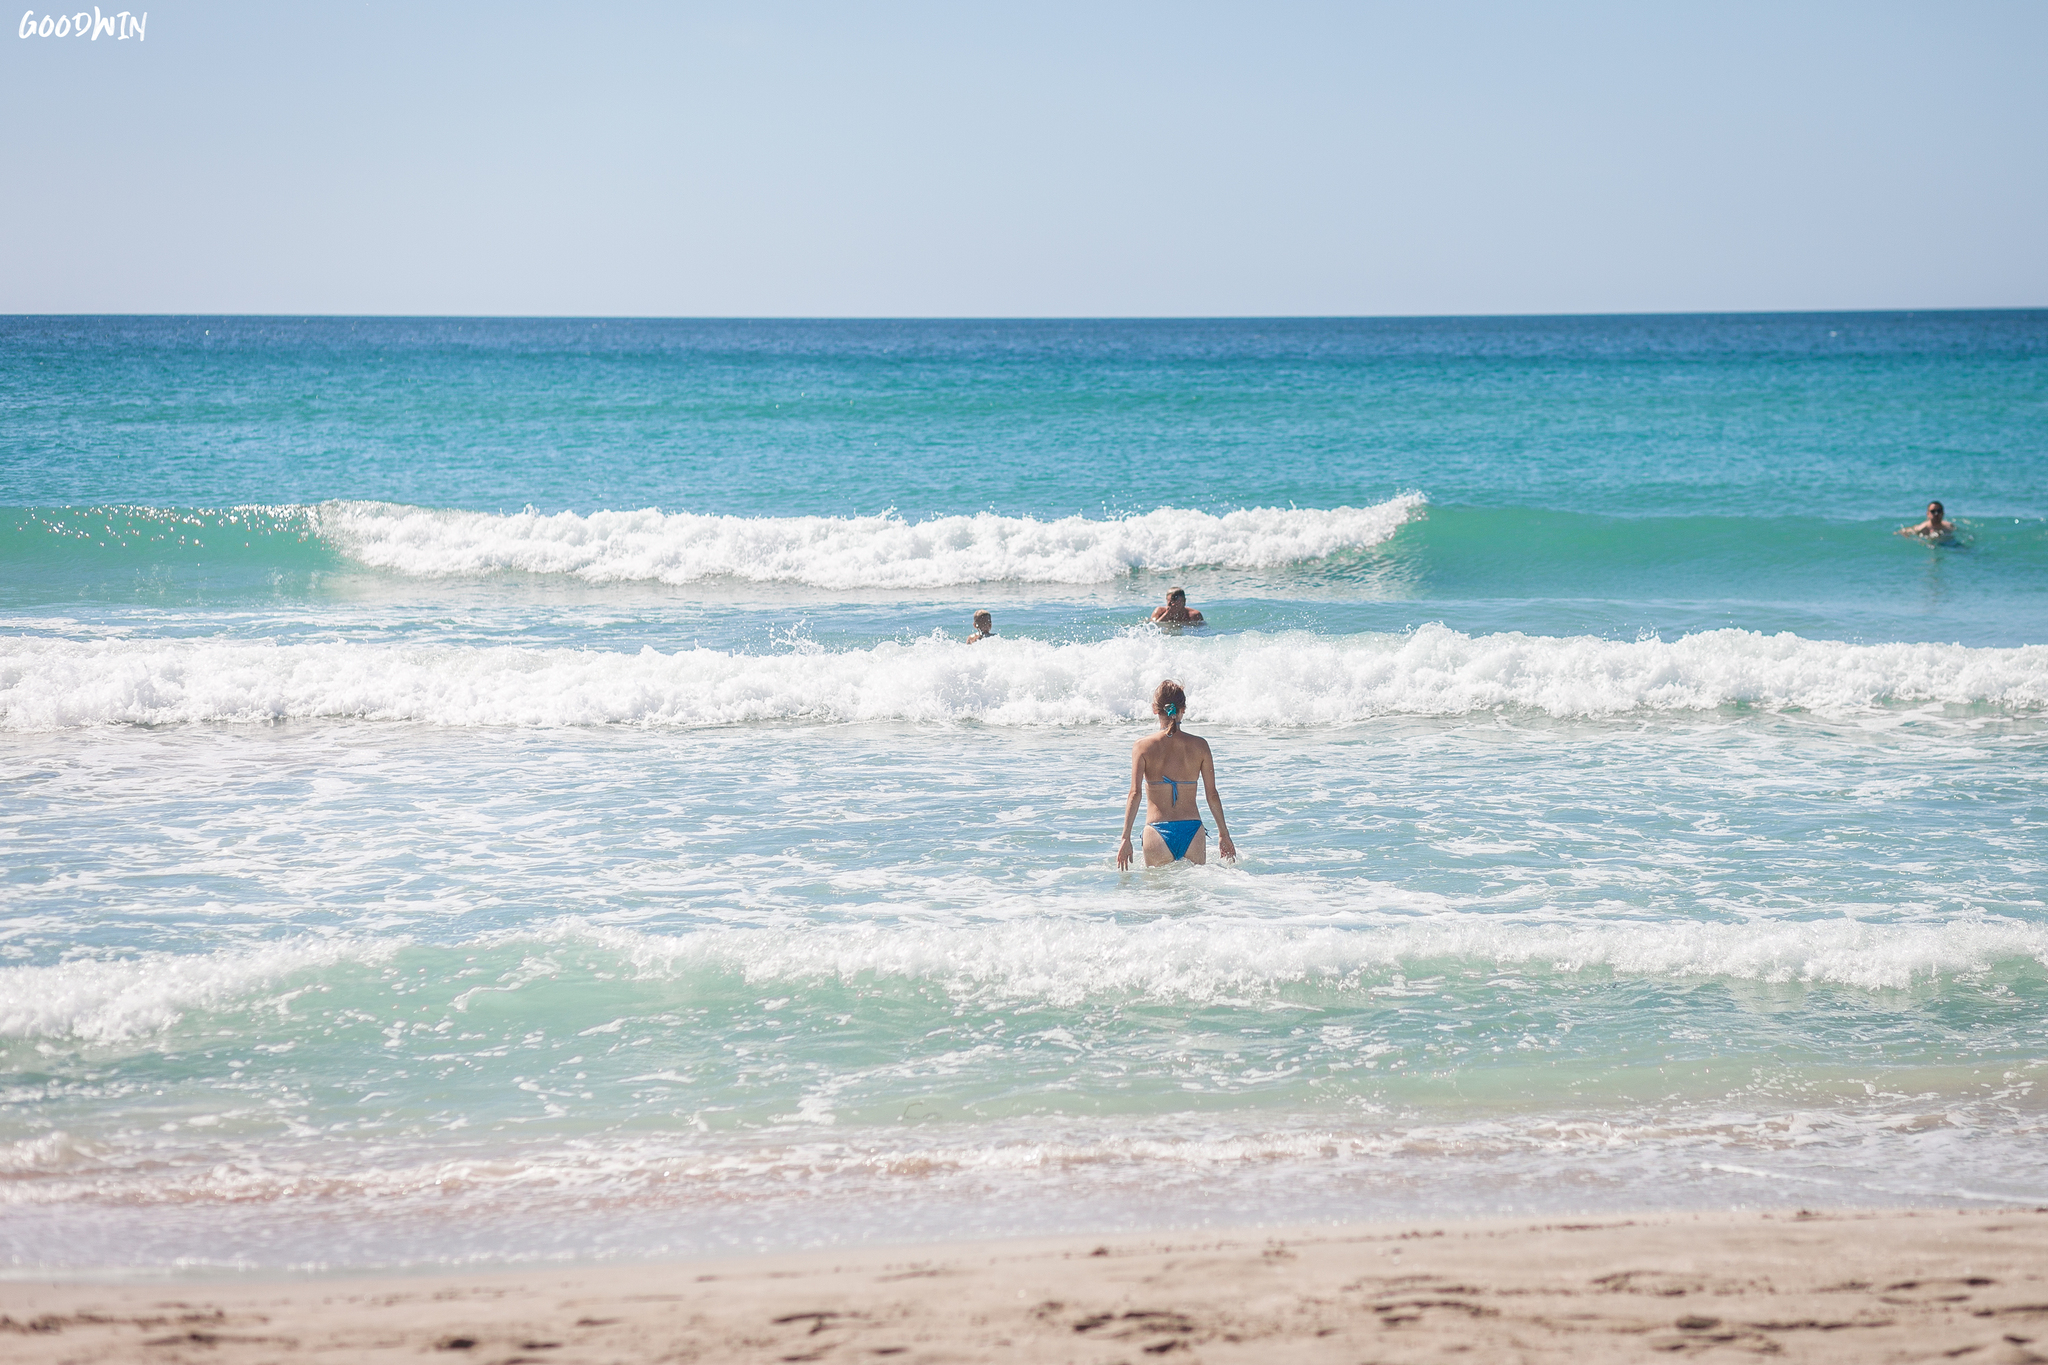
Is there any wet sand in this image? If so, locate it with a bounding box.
[6,1207,2048,1363]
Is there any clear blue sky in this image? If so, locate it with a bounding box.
[4,1,2043,316]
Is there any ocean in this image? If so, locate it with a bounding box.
[3,312,2045,1274]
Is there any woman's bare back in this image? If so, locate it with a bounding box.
[1134,729,1211,822]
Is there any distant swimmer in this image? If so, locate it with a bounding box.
[1897,501,1958,542]
[1117,679,1236,869]
[1150,587,1205,628]
[967,610,994,642]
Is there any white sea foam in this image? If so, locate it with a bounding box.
[311,497,1425,587]
[0,938,399,1044]
[562,915,2048,1000]
[5,625,2046,731]
[5,917,2040,1046]
[0,1104,2023,1206]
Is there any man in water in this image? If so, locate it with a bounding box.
[1151,587,1205,627]
[967,610,994,642]
[1897,501,1957,541]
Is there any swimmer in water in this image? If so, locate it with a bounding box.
[1116,679,1236,869]
[1897,501,1958,542]
[967,610,994,642]
[1150,587,1205,628]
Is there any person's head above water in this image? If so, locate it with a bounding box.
[973,610,992,630]
[1153,678,1188,731]
[1899,501,1956,539]
[1152,588,1204,626]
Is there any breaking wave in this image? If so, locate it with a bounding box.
[312,498,1425,586]
[7,916,2045,1044]
[0,498,1425,588]
[4,625,2045,731]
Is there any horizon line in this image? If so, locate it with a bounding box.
[5,306,2046,324]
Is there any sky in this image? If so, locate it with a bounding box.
[3,1,2044,317]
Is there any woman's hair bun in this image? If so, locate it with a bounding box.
[1153,679,1188,725]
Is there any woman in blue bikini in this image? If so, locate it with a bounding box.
[1116,679,1237,869]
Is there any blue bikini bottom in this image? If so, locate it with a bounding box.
[1149,819,1205,861]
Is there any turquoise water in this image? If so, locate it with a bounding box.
[3,313,2046,1272]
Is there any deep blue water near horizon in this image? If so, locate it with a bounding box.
[2,312,2046,1274]
[9,311,2048,522]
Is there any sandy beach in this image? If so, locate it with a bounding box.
[6,1207,2047,1364]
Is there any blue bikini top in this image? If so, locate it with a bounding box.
[1151,774,1195,804]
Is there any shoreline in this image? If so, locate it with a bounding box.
[6,1207,2046,1362]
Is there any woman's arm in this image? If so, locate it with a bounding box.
[1116,747,1146,870]
[1200,743,1235,862]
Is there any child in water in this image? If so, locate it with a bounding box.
[967,610,994,642]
